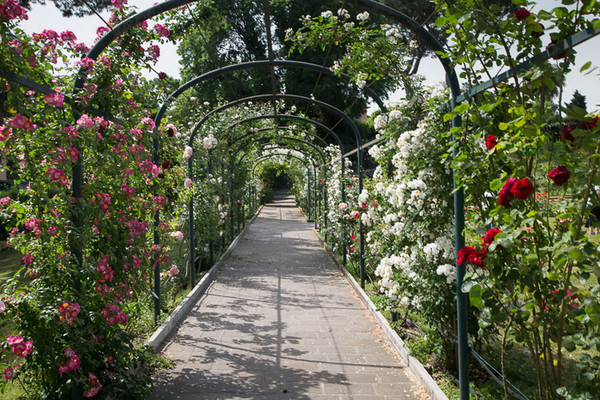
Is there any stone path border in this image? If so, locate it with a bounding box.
[146,207,263,352]
[315,234,448,400]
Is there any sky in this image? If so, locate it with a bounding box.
[18,0,600,112]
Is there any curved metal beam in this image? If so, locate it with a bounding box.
[154,59,387,125]
[188,94,362,154]
[253,126,330,149]
[226,114,345,154]
[234,136,328,167]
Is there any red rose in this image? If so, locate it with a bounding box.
[166,125,176,137]
[158,72,167,80]
[457,246,486,268]
[485,134,497,151]
[561,124,575,141]
[547,165,570,186]
[582,116,598,130]
[498,178,516,206]
[510,178,534,200]
[162,160,170,170]
[482,228,502,247]
[514,8,530,20]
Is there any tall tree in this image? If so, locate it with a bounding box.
[567,89,588,111]
[19,0,113,17]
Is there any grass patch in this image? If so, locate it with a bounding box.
[0,248,22,282]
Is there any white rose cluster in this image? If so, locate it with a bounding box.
[203,134,218,149]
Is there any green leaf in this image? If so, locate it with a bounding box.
[435,16,447,27]
[499,122,509,131]
[469,284,483,308]
[580,61,592,72]
[513,117,526,128]
[454,103,470,114]
[546,272,561,281]
[570,248,585,262]
[443,112,456,122]
[489,179,502,191]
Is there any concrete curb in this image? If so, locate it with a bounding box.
[313,231,449,400]
[146,207,263,352]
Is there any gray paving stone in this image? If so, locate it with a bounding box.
[148,192,430,400]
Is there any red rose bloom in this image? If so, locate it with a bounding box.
[166,125,176,137]
[561,124,575,141]
[498,178,516,206]
[514,8,530,20]
[457,246,486,268]
[482,228,502,247]
[162,160,170,170]
[582,116,598,130]
[547,165,570,186]
[485,134,497,151]
[510,178,534,200]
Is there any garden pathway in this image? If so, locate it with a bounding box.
[149,192,429,400]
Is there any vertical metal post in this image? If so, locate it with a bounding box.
[221,161,226,249]
[323,169,328,242]
[188,151,195,288]
[70,110,83,295]
[152,133,161,324]
[208,156,214,266]
[229,160,234,241]
[452,115,469,400]
[313,166,318,229]
[357,149,366,289]
[307,167,312,221]
[341,154,347,267]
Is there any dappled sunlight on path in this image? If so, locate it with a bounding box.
[149,192,428,400]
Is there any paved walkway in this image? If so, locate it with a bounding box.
[149,193,429,400]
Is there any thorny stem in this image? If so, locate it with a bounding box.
[501,317,514,400]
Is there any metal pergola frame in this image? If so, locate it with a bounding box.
[53,2,598,398]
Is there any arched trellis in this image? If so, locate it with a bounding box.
[70,0,470,395]
[189,97,365,275]
[250,152,317,208]
[233,127,334,234]
[195,108,356,266]
[0,0,591,396]
[240,138,327,221]
[230,138,326,239]
[153,59,388,126]
[225,114,347,191]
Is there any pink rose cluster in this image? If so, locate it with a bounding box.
[58,302,80,326]
[154,24,170,38]
[86,372,102,397]
[0,0,28,21]
[7,335,33,358]
[111,0,127,11]
[101,303,127,326]
[58,347,80,374]
[8,114,36,131]
[97,255,114,283]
